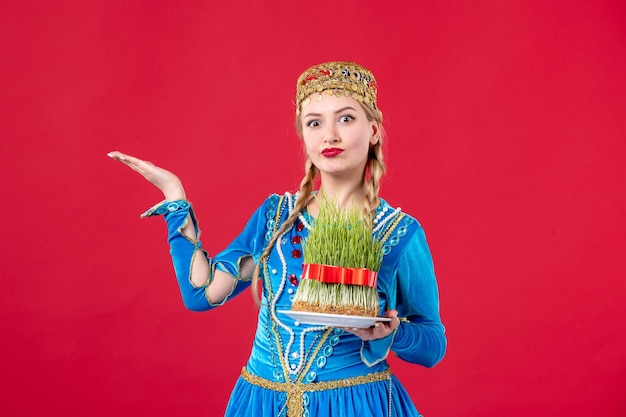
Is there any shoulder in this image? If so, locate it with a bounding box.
[375,198,429,260]
[263,191,310,219]
[253,192,299,233]
[260,192,299,216]
[254,192,293,213]
[375,198,424,239]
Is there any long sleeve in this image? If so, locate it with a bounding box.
[144,198,274,312]
[141,200,219,311]
[361,215,446,368]
[389,224,446,367]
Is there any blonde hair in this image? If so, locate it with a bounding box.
[251,101,386,303]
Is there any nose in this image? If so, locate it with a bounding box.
[323,124,340,144]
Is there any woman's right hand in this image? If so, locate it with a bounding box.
[107,151,186,201]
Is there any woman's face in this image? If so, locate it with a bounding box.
[300,93,379,181]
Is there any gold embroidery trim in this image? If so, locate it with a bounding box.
[377,212,405,246]
[240,367,391,417]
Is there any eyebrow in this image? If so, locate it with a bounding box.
[302,106,357,118]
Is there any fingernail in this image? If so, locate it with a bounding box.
[107,152,114,158]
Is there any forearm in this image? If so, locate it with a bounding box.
[170,211,211,289]
[391,319,446,367]
[360,316,446,368]
[144,200,240,311]
[163,204,213,311]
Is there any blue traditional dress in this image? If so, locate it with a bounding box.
[144,192,446,417]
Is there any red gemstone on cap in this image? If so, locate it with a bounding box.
[296,223,305,232]
[292,249,302,258]
[292,236,302,244]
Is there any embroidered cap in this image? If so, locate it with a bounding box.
[295,61,378,115]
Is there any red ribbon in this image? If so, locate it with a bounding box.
[302,263,378,288]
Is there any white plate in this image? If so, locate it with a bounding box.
[277,310,391,329]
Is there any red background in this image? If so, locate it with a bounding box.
[1,1,625,416]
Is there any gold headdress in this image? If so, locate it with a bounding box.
[295,61,378,115]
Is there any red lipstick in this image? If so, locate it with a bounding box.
[321,148,344,157]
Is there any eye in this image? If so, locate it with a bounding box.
[338,115,355,123]
[306,120,321,128]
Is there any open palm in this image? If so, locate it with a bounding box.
[107,151,186,201]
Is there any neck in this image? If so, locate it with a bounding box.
[308,172,367,217]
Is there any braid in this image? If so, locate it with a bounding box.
[292,157,319,219]
[251,158,318,304]
[364,133,386,222]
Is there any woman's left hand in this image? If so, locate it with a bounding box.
[342,309,400,341]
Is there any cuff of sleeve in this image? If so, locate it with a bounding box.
[360,328,397,367]
[140,200,191,218]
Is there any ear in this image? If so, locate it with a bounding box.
[370,121,381,145]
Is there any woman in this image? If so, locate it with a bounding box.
[108,61,446,417]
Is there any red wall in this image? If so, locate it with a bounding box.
[1,1,625,416]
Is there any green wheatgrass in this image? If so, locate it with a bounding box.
[292,194,384,317]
